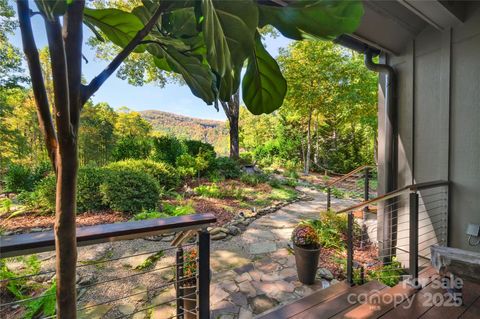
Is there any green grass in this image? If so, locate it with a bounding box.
[268,187,297,201]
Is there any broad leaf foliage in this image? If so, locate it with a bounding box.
[81,0,363,114]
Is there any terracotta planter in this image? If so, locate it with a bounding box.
[293,244,321,285]
[181,284,197,319]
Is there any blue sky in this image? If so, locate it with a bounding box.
[9,5,292,121]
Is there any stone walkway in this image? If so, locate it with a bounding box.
[206,187,360,319]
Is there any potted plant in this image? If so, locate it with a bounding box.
[181,249,197,319]
[291,224,321,285]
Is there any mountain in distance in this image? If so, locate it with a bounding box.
[140,110,229,155]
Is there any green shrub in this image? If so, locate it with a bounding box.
[176,151,213,179]
[240,173,269,186]
[101,168,160,213]
[213,157,241,179]
[366,258,404,287]
[183,139,215,157]
[34,175,57,213]
[3,164,34,193]
[194,183,243,199]
[131,203,195,221]
[77,167,108,212]
[194,184,222,198]
[112,136,152,161]
[107,159,179,189]
[269,187,297,201]
[151,135,185,165]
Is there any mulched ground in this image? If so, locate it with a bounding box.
[0,179,283,234]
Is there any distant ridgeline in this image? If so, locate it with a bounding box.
[140,110,229,155]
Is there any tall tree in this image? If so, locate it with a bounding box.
[16,1,363,316]
[221,92,240,159]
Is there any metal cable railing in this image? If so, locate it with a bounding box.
[323,181,449,287]
[0,214,216,319]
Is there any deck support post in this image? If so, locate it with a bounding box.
[197,229,210,319]
[176,246,184,319]
[347,212,354,285]
[409,192,419,287]
[327,187,331,211]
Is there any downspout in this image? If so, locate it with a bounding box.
[364,49,397,263]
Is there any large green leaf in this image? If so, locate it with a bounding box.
[35,0,71,21]
[213,0,258,100]
[242,33,286,115]
[257,0,364,40]
[151,45,216,105]
[83,8,146,53]
[201,0,231,77]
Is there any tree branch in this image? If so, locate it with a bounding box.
[17,0,58,167]
[44,16,71,144]
[82,4,166,104]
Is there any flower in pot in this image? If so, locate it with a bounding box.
[291,224,321,285]
[181,249,197,319]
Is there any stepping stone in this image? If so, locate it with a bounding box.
[238,307,253,319]
[233,263,254,274]
[211,286,230,304]
[252,281,278,297]
[275,280,295,293]
[78,304,111,319]
[220,280,239,293]
[151,304,175,319]
[230,292,248,307]
[238,281,256,297]
[279,268,297,278]
[235,272,252,283]
[117,304,135,316]
[317,267,334,280]
[152,287,176,306]
[211,300,240,315]
[249,295,278,314]
[249,242,276,254]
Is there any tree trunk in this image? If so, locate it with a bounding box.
[55,141,78,318]
[221,92,240,160]
[304,109,313,175]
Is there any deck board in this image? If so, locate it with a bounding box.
[258,281,351,319]
[460,296,480,319]
[290,281,387,319]
[419,281,480,319]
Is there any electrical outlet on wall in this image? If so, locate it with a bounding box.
[466,224,480,237]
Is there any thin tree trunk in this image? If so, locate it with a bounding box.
[55,142,78,318]
[314,116,319,166]
[304,108,313,175]
[221,92,240,159]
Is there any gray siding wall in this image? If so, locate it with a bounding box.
[381,5,480,252]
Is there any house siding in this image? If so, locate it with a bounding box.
[380,4,480,252]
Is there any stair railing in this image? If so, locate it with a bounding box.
[326,165,376,211]
[336,180,449,286]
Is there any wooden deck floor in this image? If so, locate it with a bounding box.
[258,268,480,319]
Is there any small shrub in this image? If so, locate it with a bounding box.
[131,211,167,221]
[176,152,213,179]
[240,173,269,186]
[213,157,241,179]
[366,258,404,287]
[183,140,215,157]
[151,135,185,165]
[163,203,195,216]
[112,136,152,161]
[291,224,320,249]
[0,198,12,215]
[77,166,108,212]
[34,175,57,213]
[194,184,221,198]
[3,164,34,193]
[107,159,179,189]
[183,249,197,285]
[269,187,297,201]
[101,168,160,213]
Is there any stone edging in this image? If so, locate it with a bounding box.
[208,193,314,241]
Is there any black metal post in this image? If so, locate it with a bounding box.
[327,187,331,211]
[197,230,210,319]
[347,212,354,285]
[409,192,419,287]
[176,246,184,319]
[361,167,370,249]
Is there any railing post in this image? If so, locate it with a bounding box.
[361,167,370,249]
[176,246,184,319]
[327,187,331,211]
[197,229,210,319]
[347,212,354,285]
[409,192,419,287]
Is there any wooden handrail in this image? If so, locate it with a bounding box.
[0,213,217,258]
[326,165,375,187]
[335,180,449,214]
